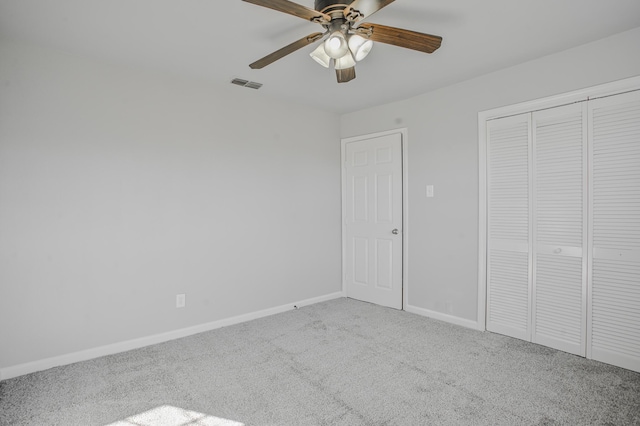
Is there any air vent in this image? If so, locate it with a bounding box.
[231,78,263,90]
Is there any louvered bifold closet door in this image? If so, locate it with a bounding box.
[486,114,532,340]
[588,90,640,373]
[532,104,588,356]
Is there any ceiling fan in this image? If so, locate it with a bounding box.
[242,0,443,83]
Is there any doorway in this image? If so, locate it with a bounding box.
[341,130,406,310]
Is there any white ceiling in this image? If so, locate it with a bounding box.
[1,0,640,114]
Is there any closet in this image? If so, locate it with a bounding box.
[485,89,640,373]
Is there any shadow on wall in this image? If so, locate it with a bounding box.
[106,405,244,426]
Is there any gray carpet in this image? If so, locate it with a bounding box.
[1,298,639,425]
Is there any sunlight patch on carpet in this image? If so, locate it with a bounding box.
[105,405,245,426]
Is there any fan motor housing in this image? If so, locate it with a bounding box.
[315,0,355,13]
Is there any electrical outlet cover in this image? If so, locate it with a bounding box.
[176,294,186,308]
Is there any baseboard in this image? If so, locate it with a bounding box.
[0,291,345,381]
[405,304,483,331]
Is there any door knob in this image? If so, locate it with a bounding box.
[392,229,400,235]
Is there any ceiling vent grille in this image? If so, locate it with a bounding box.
[231,78,263,90]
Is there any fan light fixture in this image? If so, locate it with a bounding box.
[310,44,331,68]
[324,31,349,59]
[309,32,374,74]
[335,52,356,70]
[348,34,373,62]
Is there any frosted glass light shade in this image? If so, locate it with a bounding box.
[348,34,373,61]
[324,32,349,59]
[310,44,331,68]
[335,52,356,70]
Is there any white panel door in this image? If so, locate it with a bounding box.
[344,133,403,310]
[486,113,532,340]
[532,103,588,356]
[588,90,640,372]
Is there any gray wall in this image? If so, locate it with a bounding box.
[0,40,342,370]
[2,25,640,375]
[341,27,640,324]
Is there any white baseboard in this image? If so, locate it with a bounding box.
[405,304,483,331]
[0,291,345,381]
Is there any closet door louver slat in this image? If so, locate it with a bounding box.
[589,90,640,372]
[486,114,531,341]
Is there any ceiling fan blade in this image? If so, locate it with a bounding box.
[344,0,395,23]
[242,0,331,24]
[336,67,356,83]
[250,32,324,69]
[357,23,442,54]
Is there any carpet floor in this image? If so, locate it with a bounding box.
[1,298,639,425]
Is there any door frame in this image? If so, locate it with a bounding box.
[478,75,640,331]
[341,128,409,309]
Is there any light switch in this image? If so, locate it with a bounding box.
[426,185,434,198]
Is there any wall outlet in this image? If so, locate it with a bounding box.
[176,294,186,308]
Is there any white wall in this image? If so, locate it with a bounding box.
[0,40,342,373]
[341,27,640,326]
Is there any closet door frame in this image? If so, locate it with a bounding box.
[478,75,640,330]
